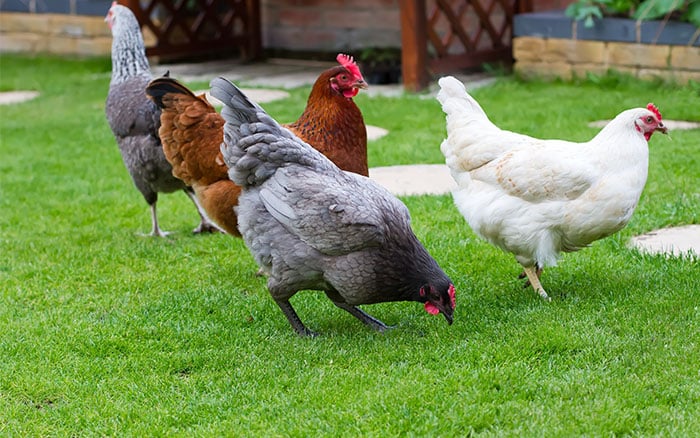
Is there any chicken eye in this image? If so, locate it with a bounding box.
[646,116,653,123]
[339,74,347,81]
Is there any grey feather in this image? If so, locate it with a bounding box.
[260,187,298,222]
[212,77,335,188]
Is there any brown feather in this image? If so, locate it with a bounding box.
[146,76,240,236]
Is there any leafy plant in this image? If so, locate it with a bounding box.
[565,0,700,27]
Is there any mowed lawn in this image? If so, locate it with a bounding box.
[1,54,699,435]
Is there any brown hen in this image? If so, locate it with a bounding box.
[145,54,368,236]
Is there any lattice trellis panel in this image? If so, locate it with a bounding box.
[426,0,523,72]
[121,0,261,59]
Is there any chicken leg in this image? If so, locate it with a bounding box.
[275,298,318,337]
[331,301,390,332]
[323,290,390,332]
[183,188,224,234]
[146,202,169,237]
[523,266,551,301]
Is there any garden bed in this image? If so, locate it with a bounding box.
[513,11,700,83]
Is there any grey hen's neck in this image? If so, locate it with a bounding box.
[110,31,150,84]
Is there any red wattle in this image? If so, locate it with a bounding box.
[424,302,440,315]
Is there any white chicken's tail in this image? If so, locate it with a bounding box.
[437,76,498,182]
[436,76,490,123]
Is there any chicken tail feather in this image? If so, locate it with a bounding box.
[436,76,490,123]
[145,75,197,109]
[210,76,335,188]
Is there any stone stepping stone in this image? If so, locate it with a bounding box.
[630,225,700,258]
[366,126,388,141]
[369,164,455,196]
[0,90,39,105]
[198,89,388,142]
[197,88,290,105]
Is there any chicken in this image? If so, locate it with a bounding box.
[283,54,369,176]
[437,75,667,300]
[104,2,218,237]
[144,78,240,236]
[144,54,368,236]
[210,77,456,337]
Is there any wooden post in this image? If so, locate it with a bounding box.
[119,1,143,19]
[118,0,155,53]
[400,0,429,92]
[518,0,534,13]
[245,0,263,60]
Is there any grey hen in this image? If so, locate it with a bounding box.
[210,77,456,337]
[104,3,218,236]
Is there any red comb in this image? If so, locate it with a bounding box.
[449,284,456,308]
[647,103,662,120]
[336,53,363,82]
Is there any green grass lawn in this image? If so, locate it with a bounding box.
[1,54,699,436]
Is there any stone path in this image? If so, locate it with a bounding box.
[630,225,700,258]
[164,58,335,88]
[369,164,455,196]
[199,89,388,142]
[0,90,39,105]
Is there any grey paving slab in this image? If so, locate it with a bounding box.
[630,225,700,258]
[0,90,39,105]
[195,88,291,105]
[161,58,333,88]
[161,58,499,100]
[369,164,456,196]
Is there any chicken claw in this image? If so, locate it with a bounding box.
[523,266,551,301]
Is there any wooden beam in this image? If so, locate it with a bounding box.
[245,0,262,60]
[400,0,429,92]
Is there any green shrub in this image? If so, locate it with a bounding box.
[565,0,700,27]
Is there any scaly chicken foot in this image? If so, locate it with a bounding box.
[275,298,318,337]
[522,266,551,301]
[183,189,224,234]
[144,203,171,237]
[518,266,543,288]
[331,302,390,332]
[192,221,223,234]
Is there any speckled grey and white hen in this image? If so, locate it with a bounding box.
[104,2,218,236]
[211,76,456,337]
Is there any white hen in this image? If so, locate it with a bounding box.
[437,76,667,300]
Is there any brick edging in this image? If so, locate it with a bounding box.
[513,36,700,84]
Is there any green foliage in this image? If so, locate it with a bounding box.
[566,0,609,27]
[565,0,700,27]
[1,55,699,435]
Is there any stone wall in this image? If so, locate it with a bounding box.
[0,12,112,55]
[513,36,700,84]
[513,11,700,84]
